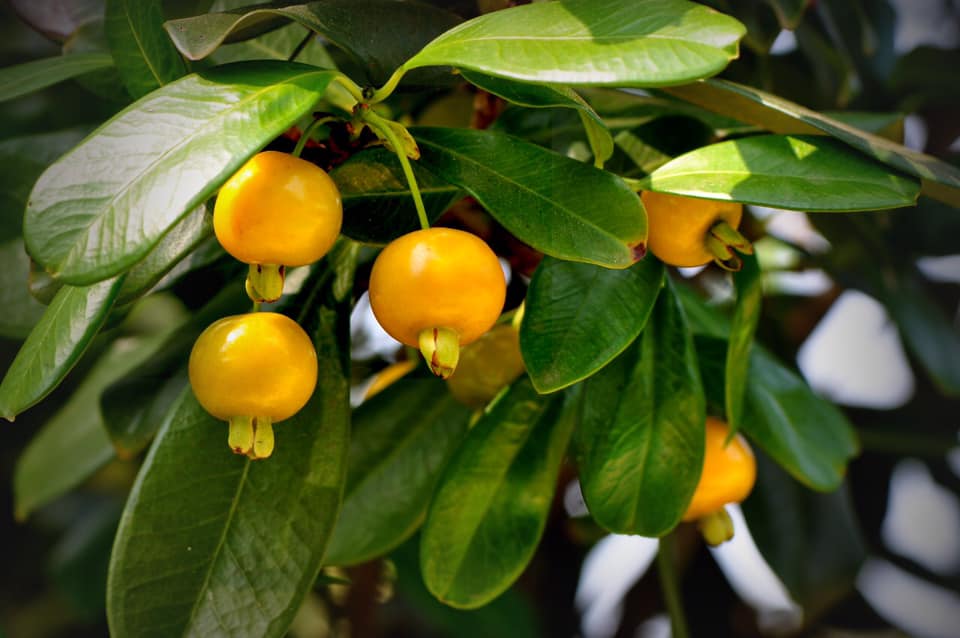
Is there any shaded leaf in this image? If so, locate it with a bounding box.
[0,240,47,338]
[413,126,646,268]
[461,70,613,166]
[325,378,472,566]
[521,256,664,394]
[0,277,124,420]
[576,279,705,535]
[107,280,351,637]
[24,62,334,284]
[664,78,960,205]
[0,53,114,104]
[105,0,188,98]
[725,251,762,434]
[164,0,462,85]
[332,147,460,244]
[13,331,170,518]
[404,0,745,87]
[643,134,919,211]
[421,378,570,609]
[10,0,103,42]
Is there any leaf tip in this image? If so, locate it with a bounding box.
[630,242,647,262]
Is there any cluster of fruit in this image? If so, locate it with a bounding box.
[187,143,756,540]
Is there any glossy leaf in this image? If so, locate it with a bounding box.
[520,256,664,394]
[208,23,334,66]
[403,0,745,87]
[725,251,762,434]
[164,0,462,85]
[742,453,866,615]
[105,0,188,98]
[325,378,472,566]
[421,378,570,609]
[576,279,705,536]
[13,330,170,519]
[0,277,124,421]
[107,288,351,637]
[461,70,613,166]
[696,336,859,491]
[332,147,460,244]
[643,134,919,211]
[0,53,114,104]
[413,127,646,268]
[0,240,47,338]
[664,78,960,205]
[24,62,335,284]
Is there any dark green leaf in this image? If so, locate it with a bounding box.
[24,62,334,284]
[413,126,646,268]
[421,378,570,609]
[664,78,960,206]
[611,115,715,176]
[403,0,745,87]
[325,378,472,566]
[107,287,350,637]
[115,204,214,306]
[696,336,859,491]
[164,0,462,85]
[0,53,114,103]
[576,279,705,535]
[105,0,188,98]
[102,284,249,456]
[520,256,664,394]
[742,453,866,615]
[13,330,169,518]
[207,23,333,66]
[460,70,613,166]
[643,134,919,211]
[332,147,460,245]
[0,277,124,420]
[726,251,762,434]
[0,240,47,338]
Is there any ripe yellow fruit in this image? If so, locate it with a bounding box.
[683,417,756,522]
[641,191,744,268]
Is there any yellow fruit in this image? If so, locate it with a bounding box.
[641,191,744,268]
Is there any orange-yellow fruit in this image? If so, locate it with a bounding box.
[642,191,743,267]
[213,151,342,267]
[682,417,756,522]
[368,228,506,347]
[188,312,317,423]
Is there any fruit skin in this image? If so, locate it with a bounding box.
[188,312,318,423]
[682,417,756,522]
[213,151,342,267]
[641,191,743,267]
[368,228,506,347]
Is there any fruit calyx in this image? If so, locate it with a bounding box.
[418,327,460,379]
[706,220,753,271]
[246,263,286,302]
[228,415,275,460]
[697,507,735,546]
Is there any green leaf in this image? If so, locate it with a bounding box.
[576,279,705,536]
[742,453,866,615]
[725,251,762,435]
[107,285,351,637]
[421,378,570,609]
[10,0,104,42]
[115,204,215,306]
[460,70,613,166]
[413,126,646,268]
[102,284,249,457]
[13,330,170,519]
[24,62,335,284]
[520,256,664,394]
[325,378,472,566]
[663,78,960,206]
[610,115,716,177]
[0,53,114,104]
[0,277,124,421]
[207,23,334,66]
[643,134,920,211]
[696,336,859,491]
[0,240,47,338]
[403,0,745,87]
[164,0,462,85]
[332,147,461,244]
[105,0,188,98]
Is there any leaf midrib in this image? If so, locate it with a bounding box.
[119,0,166,88]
